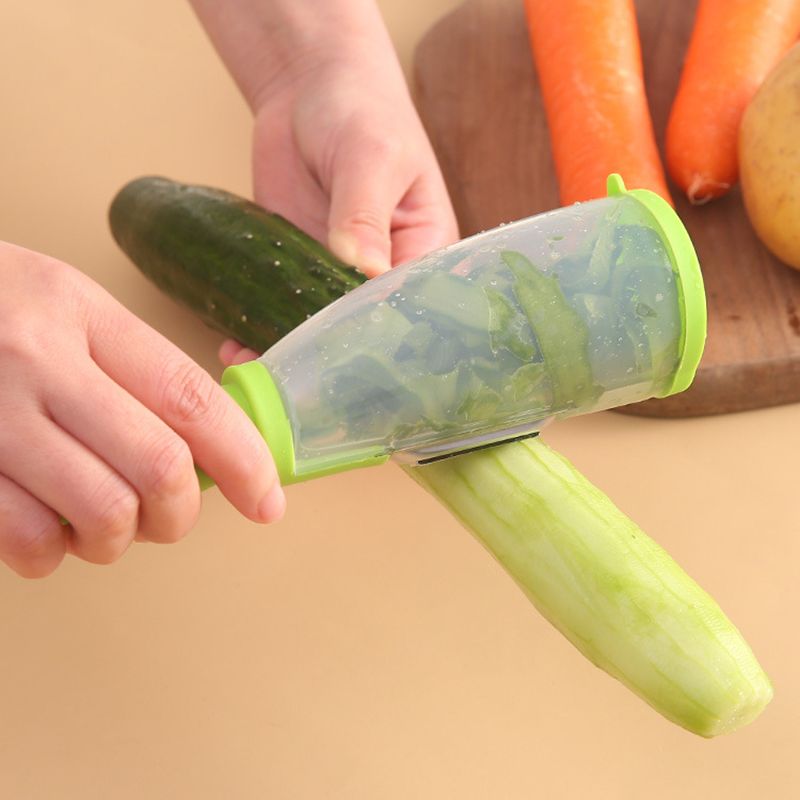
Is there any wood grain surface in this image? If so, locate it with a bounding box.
[413,0,800,417]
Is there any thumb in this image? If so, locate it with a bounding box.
[327,146,405,278]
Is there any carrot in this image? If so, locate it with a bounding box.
[666,0,800,204]
[523,0,671,206]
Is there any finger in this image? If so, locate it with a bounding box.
[219,340,259,368]
[87,305,285,524]
[219,339,244,365]
[46,362,201,544]
[327,139,410,278]
[230,348,259,366]
[0,473,66,578]
[252,119,329,243]
[0,413,138,565]
[389,173,460,267]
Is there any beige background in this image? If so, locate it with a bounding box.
[1,2,798,798]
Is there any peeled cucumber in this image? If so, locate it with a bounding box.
[407,441,772,737]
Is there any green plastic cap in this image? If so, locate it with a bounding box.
[195,360,296,490]
[606,174,707,397]
[219,360,297,484]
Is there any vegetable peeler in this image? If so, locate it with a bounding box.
[207,175,706,486]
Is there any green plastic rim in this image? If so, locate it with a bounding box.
[606,174,707,397]
[221,360,297,483]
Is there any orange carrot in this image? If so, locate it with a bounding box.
[666,0,800,204]
[523,0,671,206]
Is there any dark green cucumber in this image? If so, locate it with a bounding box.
[109,176,367,353]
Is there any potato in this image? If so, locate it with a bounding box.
[739,43,800,270]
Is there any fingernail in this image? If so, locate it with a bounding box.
[357,248,391,278]
[258,484,286,524]
[329,230,390,277]
[328,229,359,264]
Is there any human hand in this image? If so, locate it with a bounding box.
[188,0,459,366]
[0,241,285,578]
[219,47,459,368]
[249,43,458,278]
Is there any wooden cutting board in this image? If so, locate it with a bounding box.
[413,0,800,417]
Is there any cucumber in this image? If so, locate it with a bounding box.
[108,176,367,353]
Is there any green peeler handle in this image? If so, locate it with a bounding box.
[196,360,297,489]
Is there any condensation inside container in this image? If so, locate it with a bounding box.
[260,196,682,475]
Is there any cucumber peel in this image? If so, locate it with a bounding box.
[502,250,601,410]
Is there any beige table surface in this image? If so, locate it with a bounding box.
[2,2,799,798]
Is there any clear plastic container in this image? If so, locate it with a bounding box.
[243,185,704,482]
